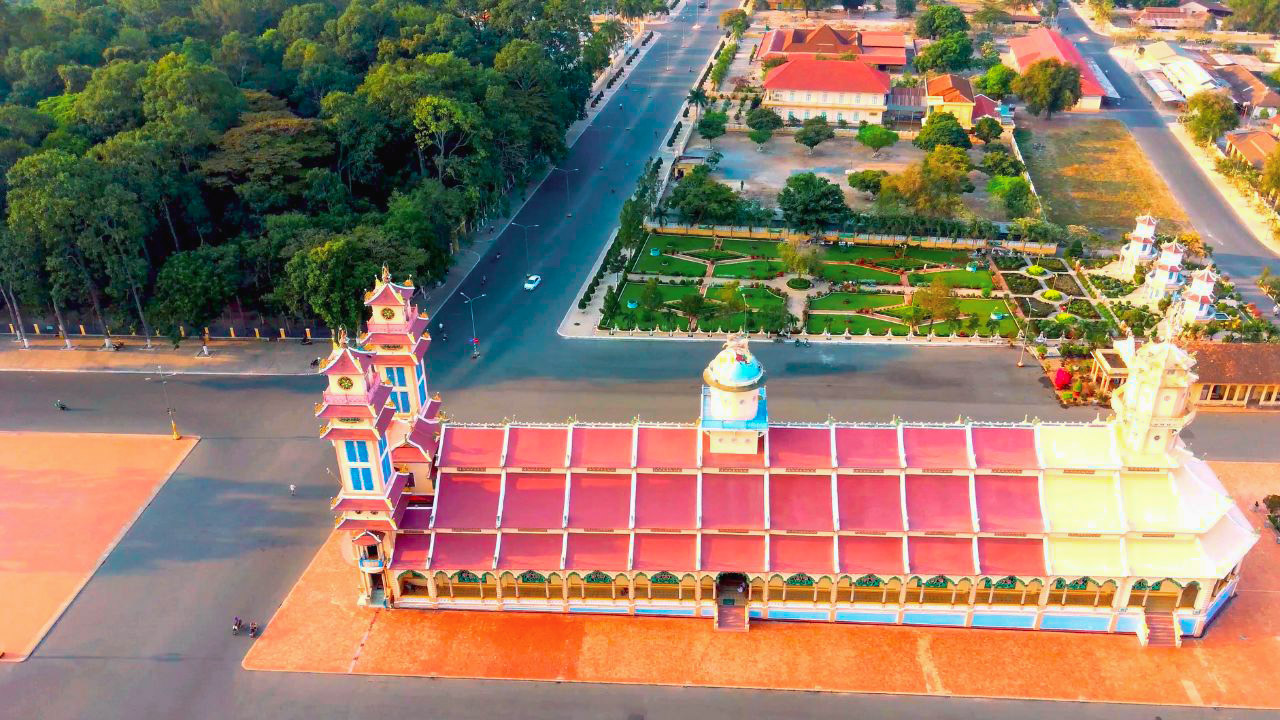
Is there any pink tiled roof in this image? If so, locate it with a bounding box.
[390,533,432,570]
[769,473,834,532]
[834,427,901,468]
[364,281,413,306]
[701,473,765,530]
[836,474,904,531]
[904,475,973,532]
[336,516,393,531]
[634,473,697,529]
[632,533,696,571]
[973,93,1000,121]
[838,535,905,574]
[569,426,633,468]
[429,533,495,570]
[496,532,563,570]
[432,473,500,529]
[978,537,1046,576]
[768,426,833,469]
[635,426,698,468]
[701,534,766,572]
[438,427,505,467]
[320,346,375,376]
[566,473,631,530]
[970,427,1038,468]
[399,507,433,531]
[504,426,568,468]
[763,58,890,95]
[902,426,970,468]
[908,536,976,575]
[565,533,629,570]
[499,473,566,529]
[770,534,833,574]
[974,475,1044,533]
[1009,28,1105,98]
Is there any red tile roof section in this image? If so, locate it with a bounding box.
[770,534,834,574]
[701,534,766,572]
[978,537,1046,576]
[633,473,697,529]
[902,426,970,468]
[565,533,629,570]
[973,93,1000,120]
[768,426,834,468]
[429,533,496,570]
[701,473,766,530]
[390,533,432,569]
[834,427,901,468]
[970,427,1039,468]
[762,58,891,95]
[632,533,696,571]
[836,474,904,531]
[496,532,563,570]
[700,433,766,469]
[566,473,631,530]
[432,473,500,529]
[974,475,1044,533]
[838,535,906,574]
[503,426,568,468]
[904,474,974,532]
[399,507,432,531]
[908,536,976,575]
[438,427,505,467]
[635,426,699,468]
[769,473,835,532]
[569,426,634,468]
[499,473,566,530]
[1009,28,1105,98]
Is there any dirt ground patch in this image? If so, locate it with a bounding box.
[248,461,1279,709]
[0,432,197,661]
[1016,115,1189,239]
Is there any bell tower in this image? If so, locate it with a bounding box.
[699,335,768,454]
[1111,340,1197,462]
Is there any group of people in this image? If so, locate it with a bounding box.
[231,617,259,638]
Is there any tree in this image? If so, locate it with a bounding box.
[912,31,973,73]
[878,146,974,217]
[974,116,1004,144]
[987,175,1034,217]
[1087,0,1114,24]
[1184,90,1239,145]
[848,169,889,194]
[1012,58,1082,119]
[915,111,972,150]
[677,292,707,320]
[719,9,750,36]
[1040,0,1061,21]
[1262,147,1280,196]
[841,0,867,10]
[640,276,662,312]
[141,52,245,131]
[978,147,1024,176]
[149,244,237,341]
[915,275,959,324]
[778,172,848,233]
[779,238,821,277]
[795,116,835,154]
[686,87,710,123]
[698,110,728,141]
[200,108,335,215]
[798,0,824,17]
[746,106,784,132]
[667,165,744,224]
[412,95,484,180]
[856,123,899,157]
[896,0,918,18]
[973,63,1017,100]
[762,56,788,73]
[915,4,970,38]
[972,3,1013,28]
[748,126,773,150]
[74,60,150,140]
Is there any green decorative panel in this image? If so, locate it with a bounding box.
[785,573,813,587]
[1055,577,1092,591]
[398,570,426,580]
[855,574,883,588]
[584,571,611,584]
[651,571,679,585]
[454,570,481,583]
[518,570,546,584]
[923,575,950,589]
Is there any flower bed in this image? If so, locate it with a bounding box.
[1065,298,1101,319]
[1050,273,1086,297]
[1087,273,1136,298]
[1035,257,1069,272]
[808,292,904,311]
[994,255,1029,271]
[1017,296,1059,317]
[1002,272,1041,294]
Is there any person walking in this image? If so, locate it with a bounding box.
[289,484,297,496]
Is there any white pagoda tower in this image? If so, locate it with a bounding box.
[1120,214,1160,276]
[699,335,768,455]
[1157,265,1219,340]
[1139,241,1186,303]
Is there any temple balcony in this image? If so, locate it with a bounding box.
[358,557,386,573]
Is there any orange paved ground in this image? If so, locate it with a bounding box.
[0,432,196,661]
[245,461,1280,707]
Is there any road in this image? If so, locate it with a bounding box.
[1057,4,1278,306]
[0,3,1277,719]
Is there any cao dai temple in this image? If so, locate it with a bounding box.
[317,270,1257,642]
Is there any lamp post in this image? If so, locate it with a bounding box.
[146,364,181,439]
[510,222,539,279]
[1016,325,1027,367]
[459,291,485,359]
[551,167,579,217]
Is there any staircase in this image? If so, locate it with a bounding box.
[715,596,749,632]
[1144,611,1180,647]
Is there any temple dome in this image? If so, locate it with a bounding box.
[702,335,765,392]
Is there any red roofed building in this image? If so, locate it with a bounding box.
[758,24,909,69]
[1009,28,1106,111]
[761,58,891,125]
[319,279,1255,640]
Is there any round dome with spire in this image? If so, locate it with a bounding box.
[702,335,765,392]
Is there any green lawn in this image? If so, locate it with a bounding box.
[905,246,973,265]
[720,239,781,258]
[631,252,708,277]
[713,259,784,279]
[739,286,786,309]
[601,309,691,332]
[883,297,1018,336]
[819,244,895,262]
[619,281,703,308]
[805,314,908,335]
[644,234,715,254]
[817,263,901,284]
[908,269,994,290]
[874,257,931,270]
[686,248,742,262]
[808,292,905,311]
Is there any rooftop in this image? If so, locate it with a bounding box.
[1182,341,1280,385]
[762,58,891,95]
[1009,28,1106,98]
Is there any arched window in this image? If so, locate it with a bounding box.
[980,576,1022,605]
[852,574,886,604]
[650,570,681,600]
[921,575,953,605]
[953,578,973,606]
[548,572,564,600]
[567,572,585,600]
[783,572,814,603]
[583,570,613,600]
[452,570,482,599]
[816,577,834,604]
[434,571,452,598]
[835,576,854,603]
[518,570,549,599]
[1055,577,1099,606]
[1097,579,1118,608]
[500,571,517,599]
[1179,581,1200,609]
[680,574,698,601]
[767,575,786,602]
[616,574,632,601]
[481,572,497,600]
[634,573,651,600]
[398,570,428,596]
[749,576,766,603]
[700,575,715,602]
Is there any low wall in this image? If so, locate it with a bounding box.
[643,222,1059,255]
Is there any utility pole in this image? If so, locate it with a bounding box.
[551,168,580,217]
[459,291,486,359]
[147,364,181,439]
[510,222,539,279]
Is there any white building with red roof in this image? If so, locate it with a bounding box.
[1141,241,1187,302]
[758,24,909,69]
[319,274,1256,642]
[761,58,891,125]
[1161,265,1219,339]
[1009,28,1112,111]
[1120,213,1161,276]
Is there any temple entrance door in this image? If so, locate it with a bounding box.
[370,572,385,607]
[714,573,749,632]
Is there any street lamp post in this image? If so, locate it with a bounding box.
[1016,326,1027,367]
[510,222,539,279]
[146,364,181,439]
[551,167,579,217]
[459,291,486,359]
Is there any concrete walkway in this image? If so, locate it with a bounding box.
[0,336,321,375]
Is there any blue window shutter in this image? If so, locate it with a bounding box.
[399,391,411,411]
[356,442,369,462]
[361,467,373,490]
[381,452,392,482]
[348,467,361,487]
[344,441,358,463]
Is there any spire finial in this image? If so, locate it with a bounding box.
[337,326,349,347]
[380,265,391,283]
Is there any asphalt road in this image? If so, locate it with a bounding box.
[1056,5,1277,306]
[1,4,1277,719]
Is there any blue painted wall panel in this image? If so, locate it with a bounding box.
[970,613,1035,629]
[749,609,764,619]
[634,606,696,616]
[835,610,898,624]
[767,608,829,621]
[1114,614,1142,633]
[1178,616,1197,636]
[1039,614,1110,632]
[568,605,629,614]
[902,611,967,627]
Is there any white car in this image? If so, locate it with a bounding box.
[523,274,542,291]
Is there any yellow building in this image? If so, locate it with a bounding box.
[761,58,890,125]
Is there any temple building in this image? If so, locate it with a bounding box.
[1159,265,1219,339]
[1119,214,1160,276]
[1140,241,1186,303]
[319,274,1257,644]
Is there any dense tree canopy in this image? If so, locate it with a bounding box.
[914,111,971,151]
[0,0,611,338]
[1184,90,1238,145]
[912,31,973,73]
[778,172,847,233]
[1012,58,1082,119]
[915,4,970,38]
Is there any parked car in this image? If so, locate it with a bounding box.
[523,274,542,291]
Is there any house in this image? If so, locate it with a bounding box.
[923,74,1002,129]
[1224,129,1278,170]
[1215,64,1280,117]
[1160,57,1227,99]
[1179,0,1233,19]
[758,25,909,69]
[1183,341,1280,408]
[1008,28,1108,111]
[1135,6,1211,30]
[761,58,891,125]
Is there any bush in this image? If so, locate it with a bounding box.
[994,255,1027,270]
[1026,264,1047,276]
[1002,272,1040,294]
[1265,494,1280,513]
[787,277,812,289]
[1065,298,1101,319]
[1042,289,1063,301]
[1088,273,1136,298]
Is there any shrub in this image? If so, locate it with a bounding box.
[1264,495,1280,513]
[1056,311,1074,322]
[787,277,812,290]
[1026,264,1047,276]
[1042,289,1063,301]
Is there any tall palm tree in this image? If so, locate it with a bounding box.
[686,87,710,124]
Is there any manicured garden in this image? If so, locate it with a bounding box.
[618,281,703,307]
[818,263,901,284]
[720,239,781,258]
[712,259,785,279]
[808,292,904,312]
[882,297,1018,336]
[631,252,707,276]
[908,269,994,290]
[806,314,909,335]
